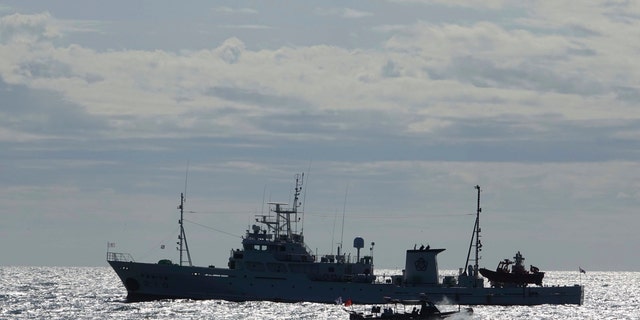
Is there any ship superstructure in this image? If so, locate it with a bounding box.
[227,174,376,283]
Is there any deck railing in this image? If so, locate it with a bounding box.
[107,251,135,262]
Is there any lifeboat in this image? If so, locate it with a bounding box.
[479,251,544,287]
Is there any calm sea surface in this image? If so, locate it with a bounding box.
[1,267,638,319]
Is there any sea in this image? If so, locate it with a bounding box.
[0,267,637,319]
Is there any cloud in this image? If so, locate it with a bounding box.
[385,21,575,61]
[0,12,59,43]
[315,7,373,19]
[205,86,312,110]
[0,78,108,140]
[212,7,258,15]
[214,37,245,64]
[343,8,374,19]
[1,9,640,158]
[381,60,402,78]
[17,57,74,79]
[1,5,640,269]
[219,24,273,30]
[0,5,12,15]
[425,56,606,96]
[386,0,509,10]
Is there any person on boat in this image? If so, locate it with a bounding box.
[419,300,438,316]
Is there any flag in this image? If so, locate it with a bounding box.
[579,267,586,274]
[344,299,353,307]
[108,242,116,248]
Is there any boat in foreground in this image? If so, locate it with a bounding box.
[345,297,473,319]
[107,175,583,305]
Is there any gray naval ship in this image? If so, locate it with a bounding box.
[107,174,583,305]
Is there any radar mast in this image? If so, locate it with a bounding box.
[463,185,482,285]
[178,192,192,266]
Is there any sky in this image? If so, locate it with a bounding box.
[1,1,639,272]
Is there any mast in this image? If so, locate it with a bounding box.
[293,173,303,234]
[264,173,304,240]
[178,192,192,266]
[463,185,482,283]
[474,185,482,279]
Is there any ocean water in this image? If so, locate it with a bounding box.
[1,267,638,319]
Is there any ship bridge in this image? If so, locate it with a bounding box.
[231,174,315,264]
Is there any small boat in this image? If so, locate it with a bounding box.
[479,251,545,287]
[345,297,472,319]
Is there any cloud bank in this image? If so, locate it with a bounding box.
[1,1,639,270]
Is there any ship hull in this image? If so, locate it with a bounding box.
[108,261,583,305]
